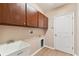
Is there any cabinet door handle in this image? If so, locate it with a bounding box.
[24,22,26,25]
[17,51,23,55]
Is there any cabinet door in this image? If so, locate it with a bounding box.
[38,12,48,28]
[43,15,48,28]
[0,4,4,23]
[0,4,10,24]
[38,12,44,28]
[8,3,25,26]
[0,3,26,26]
[27,4,38,27]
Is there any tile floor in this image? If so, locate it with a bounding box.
[34,47,73,56]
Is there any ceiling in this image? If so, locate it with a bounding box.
[36,3,66,13]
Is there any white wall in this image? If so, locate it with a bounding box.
[45,17,54,47]
[0,25,45,44]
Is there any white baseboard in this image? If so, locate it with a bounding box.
[31,47,44,56]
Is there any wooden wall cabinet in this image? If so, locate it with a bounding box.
[43,15,48,28]
[8,4,26,26]
[38,12,48,29]
[0,3,48,29]
[26,4,38,27]
[38,12,44,28]
[0,4,3,23]
[0,3,26,26]
[26,4,48,28]
[0,4,9,24]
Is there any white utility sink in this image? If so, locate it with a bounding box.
[0,40,30,56]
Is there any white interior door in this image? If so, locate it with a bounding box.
[54,13,74,54]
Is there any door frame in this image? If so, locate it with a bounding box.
[53,12,75,55]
